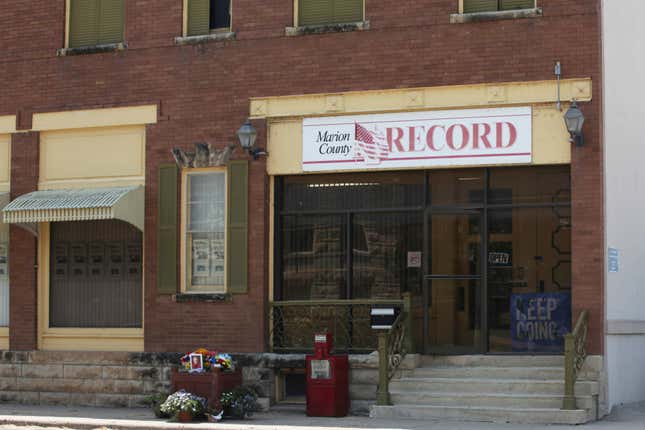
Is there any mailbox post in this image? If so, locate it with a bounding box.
[305,333,349,417]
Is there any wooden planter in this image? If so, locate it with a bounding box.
[171,367,242,409]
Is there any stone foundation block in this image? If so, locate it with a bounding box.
[70,392,97,407]
[96,393,129,408]
[63,365,103,379]
[22,364,63,379]
[113,379,145,395]
[0,376,17,390]
[127,366,159,380]
[102,366,129,380]
[0,364,20,377]
[39,392,70,406]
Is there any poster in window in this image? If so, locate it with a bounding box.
[107,242,124,279]
[53,243,69,279]
[126,242,142,278]
[70,242,87,278]
[192,239,210,278]
[210,238,225,284]
[89,242,104,277]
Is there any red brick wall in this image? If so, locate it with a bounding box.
[0,0,603,353]
[9,132,39,351]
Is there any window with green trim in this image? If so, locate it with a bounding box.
[69,0,124,48]
[183,170,227,293]
[186,0,231,37]
[463,0,535,14]
[298,0,364,27]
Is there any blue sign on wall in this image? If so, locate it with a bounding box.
[510,293,571,353]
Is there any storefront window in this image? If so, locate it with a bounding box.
[184,170,226,292]
[49,220,142,328]
[276,166,571,354]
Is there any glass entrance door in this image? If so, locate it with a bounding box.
[424,211,483,354]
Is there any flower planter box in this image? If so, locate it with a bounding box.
[171,367,242,409]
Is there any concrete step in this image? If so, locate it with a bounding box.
[421,355,564,368]
[370,404,591,424]
[409,365,564,380]
[390,377,599,396]
[389,391,596,409]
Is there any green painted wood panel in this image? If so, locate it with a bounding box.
[299,0,334,26]
[500,0,534,10]
[333,0,363,24]
[158,164,178,295]
[98,0,124,44]
[226,160,248,294]
[463,0,499,13]
[69,0,100,48]
[187,0,210,36]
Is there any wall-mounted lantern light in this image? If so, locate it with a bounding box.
[237,119,267,160]
[564,100,585,147]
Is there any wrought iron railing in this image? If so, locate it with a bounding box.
[376,308,409,406]
[562,309,589,410]
[269,298,406,353]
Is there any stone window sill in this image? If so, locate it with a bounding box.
[174,32,236,45]
[285,20,370,37]
[450,8,542,24]
[174,293,231,303]
[57,42,127,57]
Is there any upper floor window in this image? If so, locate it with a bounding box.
[462,0,535,13]
[68,0,124,48]
[297,0,364,27]
[186,0,231,37]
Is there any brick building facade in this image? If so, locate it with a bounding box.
[0,0,606,421]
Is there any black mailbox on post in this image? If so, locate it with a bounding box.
[370,307,400,330]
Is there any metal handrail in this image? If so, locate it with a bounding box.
[376,293,412,406]
[562,310,589,410]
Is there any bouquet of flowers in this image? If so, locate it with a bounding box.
[220,386,260,419]
[159,390,206,419]
[179,348,234,373]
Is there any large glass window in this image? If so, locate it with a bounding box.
[276,166,571,354]
[184,170,227,292]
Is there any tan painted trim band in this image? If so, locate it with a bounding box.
[0,116,16,134]
[250,78,592,119]
[607,320,645,335]
[32,105,158,132]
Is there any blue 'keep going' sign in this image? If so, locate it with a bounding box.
[510,293,571,353]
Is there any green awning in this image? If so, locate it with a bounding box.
[2,186,144,231]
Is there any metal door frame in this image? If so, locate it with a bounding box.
[422,207,487,354]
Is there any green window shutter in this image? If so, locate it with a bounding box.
[500,0,534,10]
[98,0,124,44]
[463,0,499,13]
[333,0,363,24]
[187,0,211,36]
[226,160,248,294]
[69,0,100,48]
[157,164,178,295]
[299,0,334,26]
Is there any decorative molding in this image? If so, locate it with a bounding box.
[172,143,236,169]
[250,78,592,119]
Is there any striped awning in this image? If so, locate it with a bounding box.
[2,186,144,231]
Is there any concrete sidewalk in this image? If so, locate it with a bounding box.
[0,403,645,430]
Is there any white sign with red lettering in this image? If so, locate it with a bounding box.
[302,107,532,171]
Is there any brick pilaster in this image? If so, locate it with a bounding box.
[9,132,39,351]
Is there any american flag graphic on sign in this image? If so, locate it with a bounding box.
[355,123,389,164]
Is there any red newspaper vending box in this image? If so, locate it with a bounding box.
[306,333,349,417]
